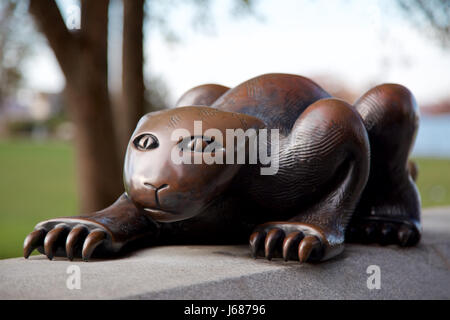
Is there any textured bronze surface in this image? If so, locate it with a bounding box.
[24,73,421,262]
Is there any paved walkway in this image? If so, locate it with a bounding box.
[0,207,449,299]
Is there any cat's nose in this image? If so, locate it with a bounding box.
[143,183,169,191]
[140,182,170,208]
[129,179,170,209]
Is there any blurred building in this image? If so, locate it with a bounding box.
[0,90,67,138]
[421,98,450,115]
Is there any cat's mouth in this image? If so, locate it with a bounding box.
[143,207,180,222]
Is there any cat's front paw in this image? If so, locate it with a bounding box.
[23,218,119,261]
[249,222,334,263]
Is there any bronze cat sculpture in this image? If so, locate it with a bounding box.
[23,73,421,263]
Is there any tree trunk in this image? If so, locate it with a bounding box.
[29,0,123,213]
[118,0,145,154]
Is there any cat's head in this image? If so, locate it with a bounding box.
[124,106,265,222]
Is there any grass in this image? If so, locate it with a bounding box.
[0,139,449,259]
[412,158,450,208]
[0,139,78,259]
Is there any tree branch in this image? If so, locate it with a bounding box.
[29,0,76,78]
[397,0,450,47]
[79,0,109,90]
[80,0,109,47]
[119,0,145,149]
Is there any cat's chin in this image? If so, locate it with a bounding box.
[143,207,187,223]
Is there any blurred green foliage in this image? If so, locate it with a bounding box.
[0,140,449,259]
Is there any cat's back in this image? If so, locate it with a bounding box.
[211,73,331,134]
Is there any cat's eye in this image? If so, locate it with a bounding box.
[178,136,224,153]
[133,133,159,151]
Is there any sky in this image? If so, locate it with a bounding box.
[24,0,450,107]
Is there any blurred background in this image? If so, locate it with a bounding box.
[0,0,449,259]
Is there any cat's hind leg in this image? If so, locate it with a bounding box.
[175,84,229,107]
[346,84,421,246]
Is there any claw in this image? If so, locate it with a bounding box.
[23,229,46,259]
[82,229,106,261]
[398,225,414,247]
[282,231,303,261]
[364,224,377,243]
[44,224,69,260]
[249,231,265,258]
[379,223,395,245]
[264,229,284,260]
[66,225,89,260]
[298,235,321,263]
